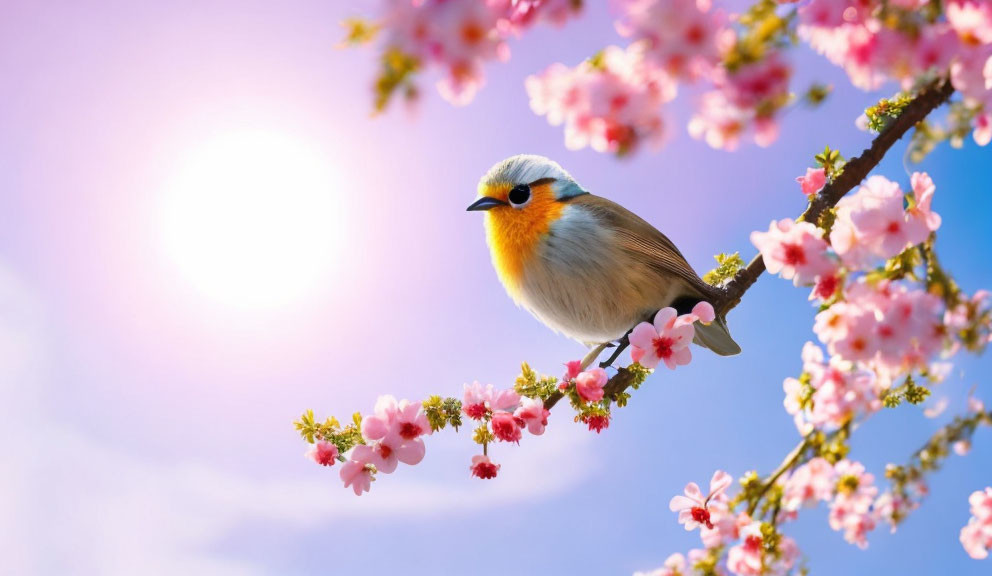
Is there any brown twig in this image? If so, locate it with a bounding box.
[543,78,955,412]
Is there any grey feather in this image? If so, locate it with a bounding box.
[692,316,742,356]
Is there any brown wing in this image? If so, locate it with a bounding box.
[567,194,720,300]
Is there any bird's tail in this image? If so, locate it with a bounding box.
[693,315,741,356]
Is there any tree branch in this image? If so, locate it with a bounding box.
[543,78,955,412]
[715,78,955,317]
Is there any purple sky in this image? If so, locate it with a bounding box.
[2,1,991,575]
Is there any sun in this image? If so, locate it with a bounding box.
[162,130,345,309]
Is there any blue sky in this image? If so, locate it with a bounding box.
[0,1,990,574]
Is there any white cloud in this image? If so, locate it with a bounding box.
[0,262,598,575]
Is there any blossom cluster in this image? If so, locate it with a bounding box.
[797,0,992,145]
[349,0,992,155]
[462,380,550,477]
[645,469,802,576]
[527,0,797,152]
[297,301,718,495]
[961,487,992,559]
[327,396,433,495]
[350,0,583,110]
[525,43,677,155]
[749,170,989,437]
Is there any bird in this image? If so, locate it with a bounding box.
[466,154,741,356]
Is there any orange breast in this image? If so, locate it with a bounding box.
[482,182,564,300]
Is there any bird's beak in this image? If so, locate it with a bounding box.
[466,197,508,211]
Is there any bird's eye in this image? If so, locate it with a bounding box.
[508,184,531,207]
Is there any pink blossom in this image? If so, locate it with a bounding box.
[833,175,933,265]
[947,1,992,46]
[829,460,879,548]
[726,518,764,575]
[782,457,836,511]
[359,396,430,473]
[502,0,583,30]
[582,412,611,433]
[971,487,992,521]
[961,520,992,559]
[799,2,962,91]
[874,490,919,532]
[751,219,835,285]
[954,439,973,455]
[950,42,992,108]
[960,487,992,559]
[700,501,739,548]
[613,0,729,81]
[813,280,945,375]
[575,367,608,402]
[689,301,716,324]
[491,410,523,443]
[340,445,375,496]
[797,167,827,197]
[908,172,942,235]
[629,307,695,370]
[305,441,340,467]
[526,44,677,155]
[669,470,733,531]
[462,382,520,420]
[514,396,550,435]
[810,273,840,302]
[469,454,500,479]
[975,112,992,146]
[564,359,583,381]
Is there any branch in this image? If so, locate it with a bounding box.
[542,79,955,412]
[715,78,955,316]
[746,434,811,516]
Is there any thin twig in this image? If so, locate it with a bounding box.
[747,435,811,516]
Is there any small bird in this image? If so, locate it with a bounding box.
[466,154,740,356]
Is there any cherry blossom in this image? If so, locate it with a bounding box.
[360,396,430,473]
[462,382,520,420]
[782,457,836,511]
[831,175,937,267]
[340,445,376,496]
[690,51,792,150]
[669,470,733,531]
[582,412,611,433]
[491,411,523,443]
[514,396,550,435]
[726,518,764,576]
[797,166,827,197]
[469,454,500,479]
[751,219,835,285]
[613,0,729,81]
[564,359,583,382]
[828,460,879,548]
[699,501,740,548]
[305,441,340,467]
[783,341,881,432]
[812,280,944,375]
[961,487,992,559]
[946,1,992,46]
[630,307,696,370]
[575,367,608,402]
[526,43,677,155]
[375,0,582,107]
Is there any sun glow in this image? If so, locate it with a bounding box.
[162,131,345,309]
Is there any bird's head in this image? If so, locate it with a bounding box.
[467,155,587,292]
